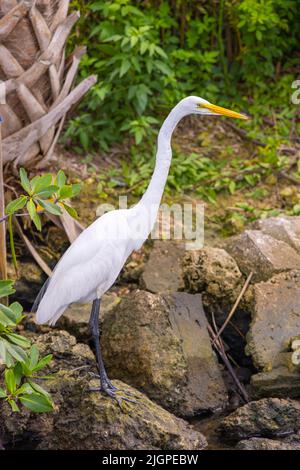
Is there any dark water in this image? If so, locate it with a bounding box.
[192,414,235,450]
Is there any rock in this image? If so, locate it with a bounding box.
[140,241,185,294]
[236,436,300,450]
[0,373,207,450]
[253,216,300,254]
[246,270,300,373]
[34,330,96,372]
[183,247,243,304]
[218,398,300,440]
[225,230,300,282]
[102,290,227,417]
[183,246,252,368]
[56,292,121,341]
[251,367,300,398]
[7,260,45,307]
[38,376,207,450]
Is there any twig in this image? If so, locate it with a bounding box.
[0,210,44,224]
[278,171,300,186]
[207,321,249,403]
[228,320,245,339]
[14,217,52,277]
[213,271,253,345]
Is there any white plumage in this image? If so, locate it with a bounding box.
[35,96,248,327]
[36,207,146,325]
[34,96,248,403]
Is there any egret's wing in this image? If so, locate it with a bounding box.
[35,210,131,325]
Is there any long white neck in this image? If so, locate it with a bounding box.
[138,104,186,214]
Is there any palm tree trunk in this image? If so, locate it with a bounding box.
[0,0,96,168]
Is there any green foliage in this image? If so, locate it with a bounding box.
[6,168,81,225]
[0,280,54,413]
[68,0,300,150]
[5,169,81,272]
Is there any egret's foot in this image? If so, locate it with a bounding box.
[88,373,136,397]
[89,382,138,409]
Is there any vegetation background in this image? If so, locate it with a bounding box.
[69,0,299,149]
[62,0,300,232]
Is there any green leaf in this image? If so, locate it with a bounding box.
[27,198,36,220]
[0,387,7,398]
[31,174,52,194]
[32,354,52,372]
[0,339,14,367]
[28,381,51,399]
[5,368,16,394]
[59,185,73,199]
[19,393,54,413]
[37,199,62,216]
[34,185,59,200]
[27,199,41,231]
[6,333,31,349]
[0,337,9,367]
[29,345,40,370]
[56,170,66,188]
[13,362,24,386]
[0,280,15,299]
[5,196,28,215]
[9,302,23,323]
[119,59,131,77]
[62,203,78,219]
[19,168,31,194]
[0,304,17,326]
[15,383,33,396]
[4,341,28,363]
[154,60,171,75]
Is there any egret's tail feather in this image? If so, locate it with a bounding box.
[36,300,66,326]
[31,277,51,313]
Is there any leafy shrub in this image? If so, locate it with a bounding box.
[0,169,82,413]
[4,168,80,273]
[68,0,300,150]
[0,280,54,413]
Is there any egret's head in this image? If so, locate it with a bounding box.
[179,96,249,120]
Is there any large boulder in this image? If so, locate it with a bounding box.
[140,241,185,294]
[253,216,300,254]
[218,398,300,440]
[183,246,252,368]
[225,230,300,282]
[251,368,300,398]
[246,270,300,396]
[0,331,207,450]
[102,290,227,417]
[1,373,207,451]
[56,292,121,342]
[183,247,244,305]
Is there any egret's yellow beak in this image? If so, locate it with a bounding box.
[201,103,249,120]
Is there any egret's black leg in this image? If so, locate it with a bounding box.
[89,298,137,407]
[89,299,110,386]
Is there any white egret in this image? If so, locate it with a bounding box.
[34,96,248,405]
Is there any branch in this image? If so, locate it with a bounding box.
[212,271,253,345]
